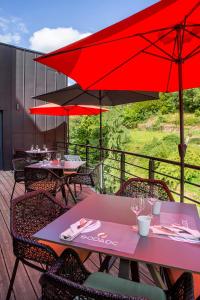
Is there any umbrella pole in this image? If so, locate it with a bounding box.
[99,91,104,193]
[99,91,103,159]
[66,116,70,154]
[177,27,186,202]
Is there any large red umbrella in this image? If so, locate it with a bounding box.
[35,0,200,92]
[30,103,108,146]
[35,0,200,201]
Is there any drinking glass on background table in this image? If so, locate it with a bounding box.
[46,152,51,162]
[35,145,39,152]
[43,144,47,151]
[56,153,61,163]
[130,197,145,218]
[30,145,34,151]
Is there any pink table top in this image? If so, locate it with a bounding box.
[27,160,85,170]
[34,194,200,273]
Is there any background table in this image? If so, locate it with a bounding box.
[27,160,85,170]
[25,149,56,161]
[34,194,200,277]
[27,160,86,203]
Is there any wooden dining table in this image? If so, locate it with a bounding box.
[27,160,86,204]
[34,193,200,287]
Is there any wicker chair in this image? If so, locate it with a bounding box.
[116,178,174,202]
[64,155,82,161]
[6,190,66,300]
[7,191,91,300]
[11,158,31,201]
[114,178,174,282]
[24,167,68,206]
[40,249,195,300]
[67,162,101,200]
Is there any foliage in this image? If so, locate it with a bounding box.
[69,88,200,199]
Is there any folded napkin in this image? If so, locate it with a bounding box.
[151,224,200,241]
[170,236,200,244]
[60,218,93,242]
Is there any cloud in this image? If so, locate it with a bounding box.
[0,15,28,45]
[29,27,91,53]
[0,32,21,44]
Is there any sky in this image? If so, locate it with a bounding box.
[0,0,158,53]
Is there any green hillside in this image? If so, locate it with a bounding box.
[69,89,200,204]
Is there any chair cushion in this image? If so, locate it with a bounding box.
[38,240,91,263]
[64,171,77,176]
[166,268,200,298]
[84,272,166,300]
[28,180,57,192]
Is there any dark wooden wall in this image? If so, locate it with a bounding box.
[0,42,67,170]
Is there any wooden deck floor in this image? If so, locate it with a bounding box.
[0,170,154,300]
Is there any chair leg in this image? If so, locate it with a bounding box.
[66,182,77,204]
[6,258,19,300]
[10,182,16,201]
[99,255,113,272]
[74,184,77,197]
[61,185,68,207]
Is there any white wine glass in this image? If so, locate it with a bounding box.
[46,152,51,162]
[130,198,144,218]
[56,152,61,163]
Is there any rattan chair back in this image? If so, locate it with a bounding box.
[116,178,174,202]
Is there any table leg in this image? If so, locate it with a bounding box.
[118,259,130,279]
[146,264,166,289]
[130,261,140,282]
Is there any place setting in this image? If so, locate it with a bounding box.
[59,217,140,254]
[130,196,200,244]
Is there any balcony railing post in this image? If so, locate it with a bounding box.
[86,143,89,168]
[149,159,155,179]
[74,145,78,155]
[120,152,126,188]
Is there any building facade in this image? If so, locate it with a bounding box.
[0,42,67,169]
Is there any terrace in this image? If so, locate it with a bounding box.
[1,0,200,299]
[0,170,154,300]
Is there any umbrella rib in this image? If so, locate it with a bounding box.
[185,2,200,19]
[142,50,175,62]
[140,34,176,61]
[184,47,200,60]
[61,90,99,106]
[37,26,175,60]
[184,28,200,40]
[61,90,92,106]
[166,32,178,92]
[86,28,175,90]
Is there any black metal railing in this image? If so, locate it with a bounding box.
[56,141,200,205]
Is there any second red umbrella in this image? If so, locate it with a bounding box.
[30,103,108,147]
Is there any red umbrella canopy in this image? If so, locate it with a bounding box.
[29,103,109,116]
[35,0,200,92]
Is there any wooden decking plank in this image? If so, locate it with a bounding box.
[0,247,15,300]
[0,207,37,300]
[0,175,41,299]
